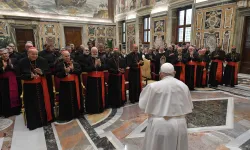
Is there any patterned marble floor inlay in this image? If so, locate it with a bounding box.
[0,117,15,150]
[187,99,228,128]
[53,120,94,150]
[2,74,250,150]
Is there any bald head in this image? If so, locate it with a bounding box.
[28,47,38,61]
[133,44,138,53]
[91,47,98,58]
[61,50,71,62]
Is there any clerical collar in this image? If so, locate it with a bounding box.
[159,51,165,54]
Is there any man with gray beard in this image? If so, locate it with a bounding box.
[85,47,106,114]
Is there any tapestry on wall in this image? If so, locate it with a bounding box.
[0,22,7,36]
[154,20,164,33]
[88,26,95,36]
[205,10,222,29]
[96,27,106,37]
[106,26,115,37]
[44,24,55,35]
[195,4,235,52]
[154,35,164,48]
[204,31,220,52]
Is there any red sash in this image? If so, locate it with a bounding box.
[198,61,207,85]
[227,62,238,85]
[187,61,197,86]
[88,72,105,107]
[60,74,81,110]
[110,73,126,101]
[23,77,52,122]
[174,62,185,83]
[0,71,20,108]
[212,60,223,83]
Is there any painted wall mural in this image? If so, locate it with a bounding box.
[86,25,116,48]
[194,4,236,53]
[0,0,109,18]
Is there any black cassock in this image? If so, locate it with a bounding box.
[55,61,81,121]
[127,52,143,103]
[185,52,199,90]
[77,54,90,72]
[85,57,106,114]
[107,56,126,108]
[174,54,188,83]
[223,52,240,87]
[39,50,59,118]
[209,50,226,87]
[196,55,210,88]
[19,57,52,130]
[166,50,178,65]
[155,52,167,81]
[0,58,21,117]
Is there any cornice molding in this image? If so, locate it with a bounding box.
[195,0,234,8]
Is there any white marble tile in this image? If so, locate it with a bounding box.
[0,137,3,150]
[51,123,62,150]
[76,119,99,150]
[95,108,123,131]
[238,119,250,128]
[226,129,250,148]
[11,115,47,150]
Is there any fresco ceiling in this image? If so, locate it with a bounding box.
[116,0,167,14]
[0,0,109,19]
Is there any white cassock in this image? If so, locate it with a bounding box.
[139,76,193,150]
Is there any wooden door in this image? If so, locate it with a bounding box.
[15,29,35,53]
[64,27,82,48]
[240,17,250,74]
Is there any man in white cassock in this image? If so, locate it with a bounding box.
[139,63,193,150]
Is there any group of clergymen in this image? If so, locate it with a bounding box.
[0,41,240,130]
[0,41,143,130]
[143,43,240,90]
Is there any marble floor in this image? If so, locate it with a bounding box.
[1,74,250,150]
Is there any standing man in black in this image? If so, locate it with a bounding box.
[127,44,144,103]
[39,44,58,119]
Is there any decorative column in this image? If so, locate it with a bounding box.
[166,8,173,45]
[135,15,140,47]
[116,21,120,47]
[191,3,196,45]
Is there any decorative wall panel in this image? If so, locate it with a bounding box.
[126,22,136,51]
[87,25,116,48]
[194,4,236,53]
[205,10,222,29]
[196,12,203,31]
[224,8,233,29]
[152,16,167,48]
[0,21,8,36]
[39,22,61,50]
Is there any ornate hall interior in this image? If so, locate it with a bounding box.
[0,0,250,150]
